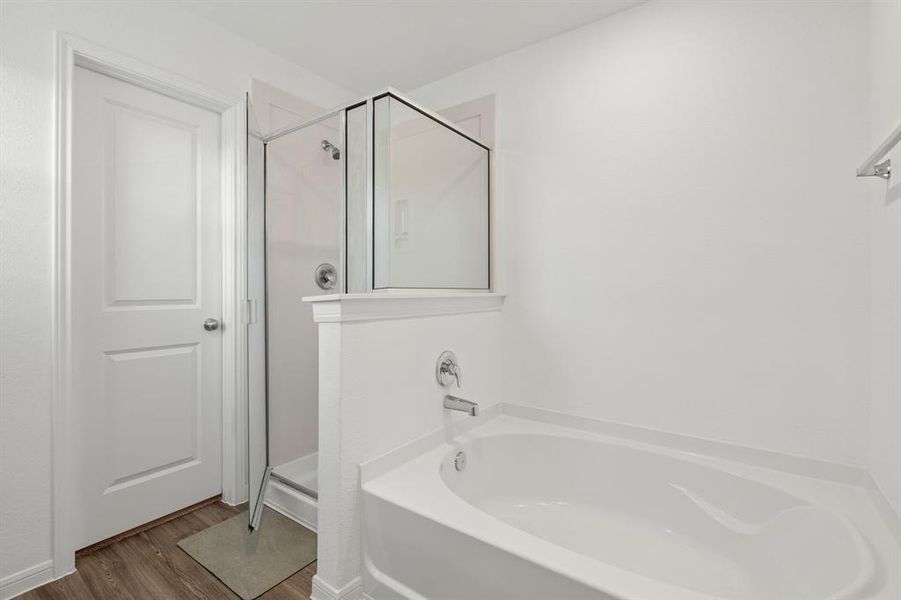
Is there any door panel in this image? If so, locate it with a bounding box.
[71,66,222,548]
[104,344,200,488]
[104,103,199,304]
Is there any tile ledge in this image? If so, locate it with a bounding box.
[304,292,505,323]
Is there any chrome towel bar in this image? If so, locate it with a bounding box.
[857,121,901,181]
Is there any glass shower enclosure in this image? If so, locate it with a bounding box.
[245,89,490,530]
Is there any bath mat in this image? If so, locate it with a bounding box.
[178,507,316,599]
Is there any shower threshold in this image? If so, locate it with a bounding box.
[270,471,317,500]
[271,453,318,500]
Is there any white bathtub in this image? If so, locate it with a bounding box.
[362,409,898,599]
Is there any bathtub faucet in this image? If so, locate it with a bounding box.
[444,394,480,416]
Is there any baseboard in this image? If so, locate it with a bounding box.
[265,477,317,532]
[0,560,54,600]
[311,575,362,600]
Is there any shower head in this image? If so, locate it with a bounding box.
[321,139,340,160]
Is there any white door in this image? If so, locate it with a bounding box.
[70,65,223,548]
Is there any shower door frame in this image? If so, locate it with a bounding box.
[248,108,348,530]
[369,90,491,291]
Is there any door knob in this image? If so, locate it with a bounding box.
[203,318,220,331]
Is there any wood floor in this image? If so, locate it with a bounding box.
[19,502,317,600]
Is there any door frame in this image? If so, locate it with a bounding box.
[52,32,248,578]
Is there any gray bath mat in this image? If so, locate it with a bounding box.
[178,507,316,600]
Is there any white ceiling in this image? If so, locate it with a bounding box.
[180,1,643,94]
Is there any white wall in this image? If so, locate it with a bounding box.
[310,298,503,596]
[867,0,901,524]
[412,0,872,466]
[0,0,353,587]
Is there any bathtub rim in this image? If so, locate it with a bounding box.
[362,402,870,487]
[362,411,880,600]
[362,427,712,600]
[361,402,900,549]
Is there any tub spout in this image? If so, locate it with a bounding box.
[444,394,479,416]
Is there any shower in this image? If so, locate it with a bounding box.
[245,90,490,532]
[321,139,340,160]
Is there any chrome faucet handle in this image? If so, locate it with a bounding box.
[447,363,461,387]
[436,351,461,388]
[454,366,462,387]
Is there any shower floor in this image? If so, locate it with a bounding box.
[272,452,318,497]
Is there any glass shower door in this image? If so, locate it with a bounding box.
[246,101,346,530]
[265,112,344,503]
[246,96,270,531]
